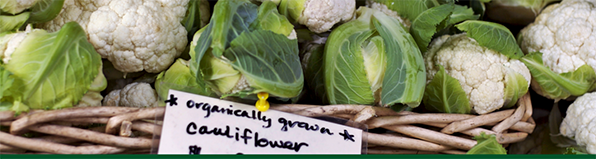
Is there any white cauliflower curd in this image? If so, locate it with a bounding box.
[560,92,596,154]
[425,33,531,114]
[518,0,596,74]
[38,0,189,73]
[279,0,355,33]
[103,82,159,108]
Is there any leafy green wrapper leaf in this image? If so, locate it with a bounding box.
[502,67,529,108]
[250,1,293,37]
[520,52,596,100]
[423,65,471,114]
[303,40,328,104]
[447,5,480,26]
[324,9,376,105]
[190,0,258,94]
[456,20,524,59]
[410,3,478,52]
[223,30,303,98]
[0,12,29,32]
[375,11,426,108]
[4,22,102,110]
[155,59,217,101]
[324,7,425,107]
[28,0,64,24]
[10,101,29,115]
[0,66,14,98]
[565,147,587,154]
[0,101,11,111]
[191,0,303,100]
[181,0,210,42]
[374,0,440,21]
[467,132,507,154]
[549,103,580,148]
[470,0,488,18]
[278,0,307,23]
[411,4,454,52]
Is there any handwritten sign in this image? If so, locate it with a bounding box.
[158,90,363,154]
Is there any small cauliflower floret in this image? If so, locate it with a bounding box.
[103,82,159,108]
[519,0,596,74]
[38,0,189,73]
[366,0,411,29]
[279,0,355,33]
[425,33,531,114]
[560,92,596,154]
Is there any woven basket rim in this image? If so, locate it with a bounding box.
[0,93,535,154]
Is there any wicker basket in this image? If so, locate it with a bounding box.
[0,93,534,154]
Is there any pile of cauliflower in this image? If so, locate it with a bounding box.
[21,0,357,108]
[6,0,596,154]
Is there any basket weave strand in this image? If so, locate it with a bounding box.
[0,93,534,154]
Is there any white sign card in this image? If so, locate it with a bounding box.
[158,90,363,154]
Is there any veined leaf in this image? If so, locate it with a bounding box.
[190,0,258,94]
[209,0,257,58]
[502,66,529,108]
[447,5,479,26]
[423,65,471,114]
[374,11,426,108]
[181,0,210,42]
[520,52,596,100]
[324,8,376,105]
[223,30,303,98]
[28,0,64,23]
[191,0,303,100]
[303,41,328,104]
[278,0,307,23]
[0,66,14,98]
[155,59,217,101]
[374,0,440,21]
[456,20,523,59]
[0,12,29,32]
[4,22,102,110]
[411,4,454,52]
[250,1,293,37]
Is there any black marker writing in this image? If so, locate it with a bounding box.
[186,122,234,138]
[278,117,334,135]
[188,145,201,154]
[186,122,309,152]
[186,100,272,128]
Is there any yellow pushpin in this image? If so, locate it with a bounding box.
[256,92,270,112]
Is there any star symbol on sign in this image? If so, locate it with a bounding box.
[164,94,178,106]
[339,129,355,142]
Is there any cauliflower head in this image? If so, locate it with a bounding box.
[519,0,596,74]
[38,0,189,73]
[279,0,355,33]
[425,33,531,114]
[103,82,159,108]
[560,92,596,154]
